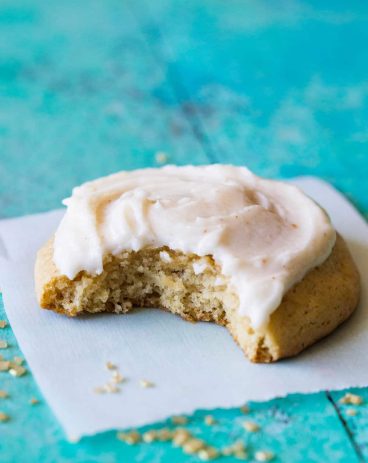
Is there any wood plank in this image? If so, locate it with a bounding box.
[0,0,366,460]
[131,0,368,460]
[330,389,368,461]
[135,0,368,217]
[0,0,208,219]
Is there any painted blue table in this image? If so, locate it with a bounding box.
[0,1,367,461]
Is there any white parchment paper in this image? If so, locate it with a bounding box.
[0,177,367,438]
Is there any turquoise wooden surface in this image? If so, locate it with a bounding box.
[0,0,367,461]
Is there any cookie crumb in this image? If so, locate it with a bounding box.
[0,411,9,422]
[198,446,219,460]
[242,420,260,432]
[0,390,8,399]
[346,408,358,416]
[204,415,217,425]
[221,447,233,456]
[0,321,7,329]
[222,440,246,457]
[172,415,188,425]
[139,379,154,388]
[104,383,120,393]
[155,152,168,164]
[142,430,157,443]
[255,450,274,461]
[0,340,8,349]
[172,428,191,446]
[156,428,173,441]
[112,371,125,384]
[29,398,39,405]
[106,361,117,370]
[0,361,10,371]
[93,386,106,394]
[339,393,363,405]
[117,430,141,444]
[9,365,26,377]
[183,438,206,454]
[240,404,249,414]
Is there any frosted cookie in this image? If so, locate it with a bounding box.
[35,165,360,362]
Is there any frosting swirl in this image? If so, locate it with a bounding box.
[53,165,336,328]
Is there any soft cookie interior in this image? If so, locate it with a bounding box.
[35,234,360,363]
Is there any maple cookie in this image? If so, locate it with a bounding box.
[35,165,360,362]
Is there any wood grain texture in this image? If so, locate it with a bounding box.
[135,0,368,216]
[133,1,368,459]
[0,0,208,218]
[0,0,367,461]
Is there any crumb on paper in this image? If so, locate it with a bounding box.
[94,363,126,393]
[93,386,106,394]
[104,383,120,393]
[112,371,125,384]
[29,398,39,405]
[234,449,248,460]
[156,428,173,441]
[13,356,23,365]
[106,361,117,370]
[0,321,7,329]
[0,390,8,399]
[139,379,154,388]
[0,340,8,349]
[346,408,358,416]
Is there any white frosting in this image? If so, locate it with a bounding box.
[53,165,336,329]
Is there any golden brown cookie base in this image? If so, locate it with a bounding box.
[35,234,360,363]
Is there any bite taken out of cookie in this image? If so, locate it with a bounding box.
[35,165,360,362]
